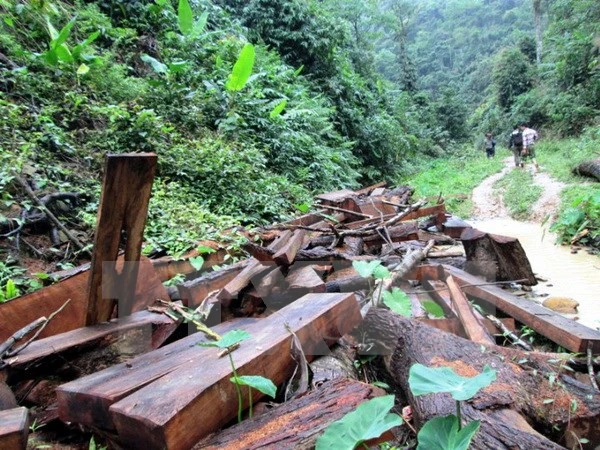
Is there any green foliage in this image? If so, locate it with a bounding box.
[416,415,480,450]
[409,364,497,401]
[199,329,251,349]
[552,190,600,250]
[178,0,194,35]
[492,47,534,111]
[422,300,445,318]
[225,43,255,92]
[230,375,277,399]
[409,363,496,449]
[352,260,390,280]
[406,148,504,218]
[315,395,403,450]
[382,288,412,317]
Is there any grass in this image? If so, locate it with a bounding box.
[405,147,504,218]
[493,169,543,220]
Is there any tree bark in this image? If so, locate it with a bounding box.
[573,159,600,182]
[361,309,600,449]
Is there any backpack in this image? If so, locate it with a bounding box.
[512,131,523,146]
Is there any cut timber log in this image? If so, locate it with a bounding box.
[286,265,325,293]
[5,310,177,375]
[0,257,167,342]
[440,264,600,353]
[362,223,419,250]
[86,154,157,325]
[362,309,600,449]
[273,229,307,266]
[0,407,29,450]
[446,276,495,345]
[108,293,361,450]
[573,158,600,182]
[194,378,385,450]
[461,228,537,285]
[56,318,258,431]
[217,258,273,304]
[177,260,248,308]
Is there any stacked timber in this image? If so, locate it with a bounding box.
[1,177,600,449]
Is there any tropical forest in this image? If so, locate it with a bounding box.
[0,0,599,449]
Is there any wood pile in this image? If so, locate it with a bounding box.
[1,174,600,449]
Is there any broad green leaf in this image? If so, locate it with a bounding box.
[192,11,209,37]
[293,65,304,76]
[55,44,73,63]
[372,264,391,280]
[178,0,193,35]
[269,99,287,119]
[231,375,277,398]
[293,203,310,213]
[382,288,412,317]
[4,16,14,27]
[45,16,59,41]
[76,63,90,75]
[44,49,58,65]
[141,54,167,74]
[72,31,100,59]
[5,279,18,300]
[168,60,188,73]
[422,300,445,318]
[352,260,382,279]
[189,256,204,271]
[51,17,77,48]
[409,364,497,401]
[196,245,216,255]
[199,329,251,349]
[316,395,402,450]
[225,43,255,92]
[417,415,480,450]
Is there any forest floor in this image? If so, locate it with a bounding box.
[471,156,566,222]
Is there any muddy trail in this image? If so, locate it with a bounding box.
[468,157,600,330]
[471,156,565,222]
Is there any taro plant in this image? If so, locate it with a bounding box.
[408,364,497,450]
[43,16,100,76]
[315,395,402,450]
[199,330,277,423]
[352,260,391,306]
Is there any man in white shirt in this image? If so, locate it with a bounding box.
[520,124,540,172]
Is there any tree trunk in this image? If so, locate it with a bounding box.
[573,159,600,182]
[361,309,600,449]
[533,0,543,64]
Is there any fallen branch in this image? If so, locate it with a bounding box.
[588,341,600,392]
[0,299,71,362]
[14,175,86,251]
[487,313,533,351]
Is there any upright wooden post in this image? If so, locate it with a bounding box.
[86,154,157,326]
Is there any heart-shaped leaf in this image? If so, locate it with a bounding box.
[417,415,480,450]
[189,256,204,271]
[382,288,412,317]
[409,364,496,401]
[231,375,277,398]
[422,300,445,318]
[199,329,251,349]
[352,260,382,279]
[315,395,402,450]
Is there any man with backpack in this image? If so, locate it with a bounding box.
[521,123,540,172]
[508,124,524,167]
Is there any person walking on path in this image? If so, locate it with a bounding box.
[521,123,540,172]
[508,124,523,167]
[484,133,496,158]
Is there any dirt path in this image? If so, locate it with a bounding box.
[471,157,565,222]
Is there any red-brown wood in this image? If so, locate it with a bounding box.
[0,407,29,450]
[86,154,157,325]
